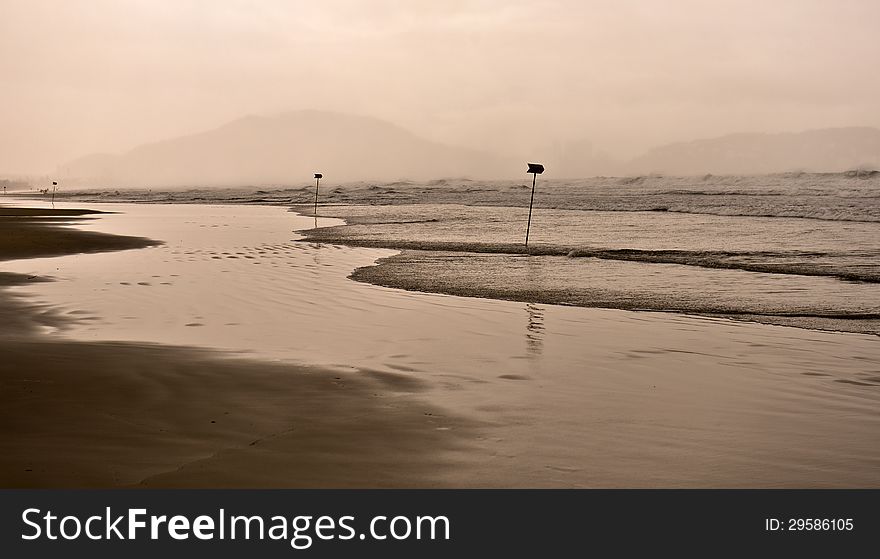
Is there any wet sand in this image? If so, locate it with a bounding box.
[2,201,879,488]
[0,337,471,488]
[0,206,471,487]
[348,250,880,335]
[0,206,159,261]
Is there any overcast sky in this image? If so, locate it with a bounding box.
[2,0,879,174]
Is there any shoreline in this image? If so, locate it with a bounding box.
[0,205,473,488]
[0,206,160,262]
[3,201,879,488]
[349,251,880,338]
[291,205,880,337]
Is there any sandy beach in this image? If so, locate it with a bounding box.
[0,205,471,488]
[1,199,878,488]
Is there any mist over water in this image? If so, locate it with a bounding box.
[63,171,880,221]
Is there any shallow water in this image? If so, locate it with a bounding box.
[303,203,880,334]
[4,200,880,487]
[54,173,880,334]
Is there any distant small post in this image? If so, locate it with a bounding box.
[525,163,544,247]
[51,181,58,206]
[313,173,323,216]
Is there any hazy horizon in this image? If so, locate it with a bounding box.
[51,111,880,185]
[2,0,880,175]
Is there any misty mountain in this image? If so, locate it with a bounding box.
[62,114,880,185]
[62,111,516,187]
[625,127,880,175]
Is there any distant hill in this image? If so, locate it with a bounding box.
[626,127,880,175]
[62,110,515,187]
[62,115,880,184]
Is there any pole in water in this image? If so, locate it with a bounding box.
[524,163,544,247]
[51,181,58,207]
[313,173,323,216]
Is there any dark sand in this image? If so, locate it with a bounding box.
[0,207,471,487]
[0,207,159,261]
[0,337,471,488]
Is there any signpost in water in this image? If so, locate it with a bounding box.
[51,181,58,207]
[313,173,323,216]
[525,163,544,247]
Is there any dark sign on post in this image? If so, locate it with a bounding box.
[525,163,544,247]
[313,173,323,216]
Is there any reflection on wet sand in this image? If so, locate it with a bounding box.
[525,303,544,357]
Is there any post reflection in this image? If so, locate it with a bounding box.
[525,303,545,357]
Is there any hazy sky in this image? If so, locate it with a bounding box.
[2,0,879,174]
